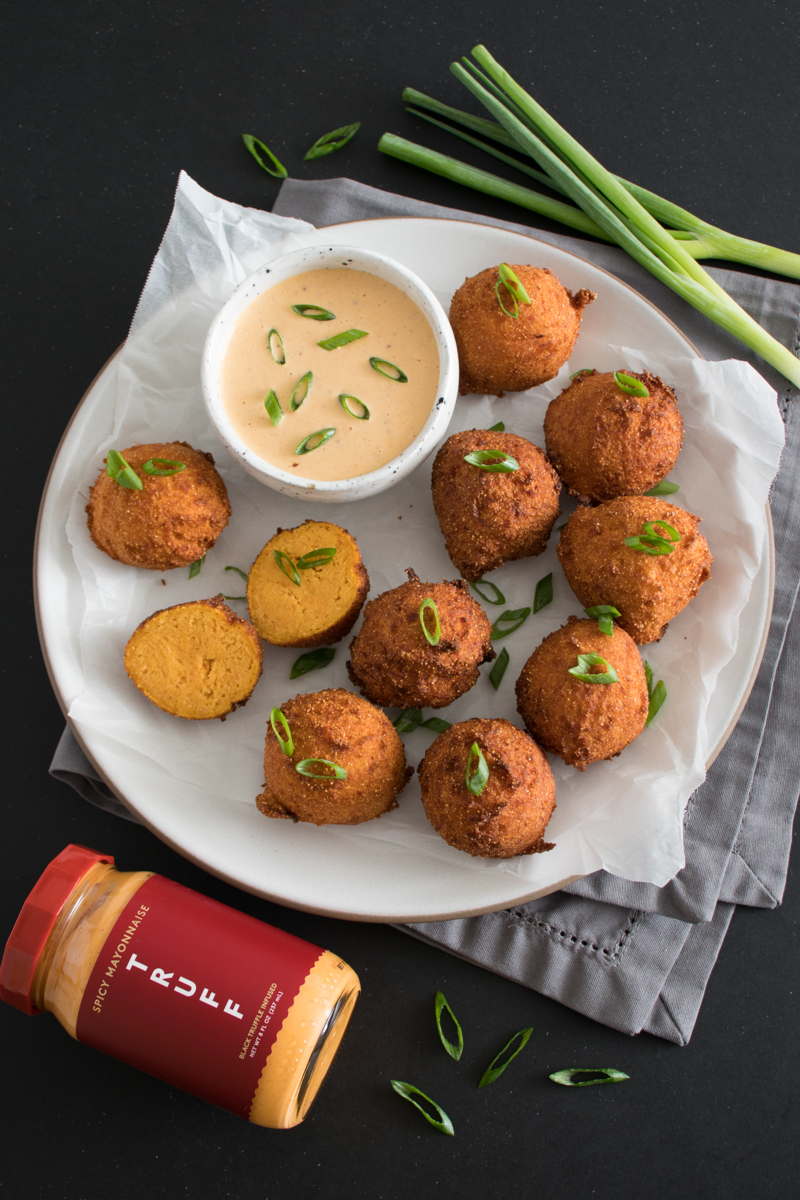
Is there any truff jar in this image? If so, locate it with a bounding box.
[0,845,360,1128]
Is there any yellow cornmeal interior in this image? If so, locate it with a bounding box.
[125,603,261,719]
[247,522,364,645]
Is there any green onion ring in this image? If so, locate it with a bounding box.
[296,547,337,570]
[295,758,347,780]
[491,607,531,639]
[394,707,424,732]
[225,565,249,582]
[290,648,336,680]
[369,357,408,382]
[303,121,361,161]
[421,716,452,733]
[339,393,370,420]
[614,370,649,396]
[568,652,619,685]
[273,550,301,586]
[647,678,667,726]
[434,991,464,1061]
[106,449,142,491]
[390,1081,454,1136]
[533,573,553,613]
[188,555,205,579]
[498,262,531,304]
[290,371,313,411]
[463,449,520,473]
[470,579,506,605]
[291,304,335,320]
[644,660,654,694]
[584,604,621,637]
[268,329,285,364]
[270,707,294,756]
[241,133,287,178]
[487,420,505,432]
[419,598,442,646]
[264,388,283,426]
[142,458,186,477]
[295,428,336,455]
[317,329,368,351]
[466,742,489,796]
[645,479,680,496]
[494,279,519,318]
[644,519,680,542]
[478,1028,533,1088]
[549,1068,629,1087]
[489,646,510,690]
[570,368,595,380]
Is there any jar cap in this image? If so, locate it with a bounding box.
[0,844,114,1015]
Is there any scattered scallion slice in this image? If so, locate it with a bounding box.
[645,479,680,496]
[394,707,424,733]
[568,652,619,685]
[625,520,681,555]
[369,357,408,382]
[647,678,667,726]
[268,329,286,365]
[339,393,370,420]
[291,304,336,320]
[106,449,142,491]
[533,573,553,613]
[421,716,452,733]
[241,133,288,178]
[434,992,464,1060]
[487,420,505,432]
[295,428,336,454]
[390,1081,454,1136]
[614,370,649,397]
[494,261,531,317]
[644,660,653,695]
[491,607,531,639]
[419,598,442,646]
[466,742,489,796]
[303,121,361,161]
[142,458,186,477]
[570,368,595,380]
[295,758,347,780]
[274,549,301,586]
[290,371,313,411]
[264,387,283,426]
[463,448,520,473]
[549,1068,629,1087]
[478,1028,533,1088]
[222,595,246,602]
[270,707,294,756]
[296,547,336,570]
[290,647,336,679]
[470,579,506,605]
[225,565,249,581]
[489,646,510,690]
[318,328,368,351]
[584,604,621,636]
[188,555,205,579]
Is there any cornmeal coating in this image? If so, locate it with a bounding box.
[515,617,648,770]
[557,497,713,644]
[431,429,561,580]
[544,369,684,503]
[247,520,369,647]
[418,717,556,858]
[257,688,412,825]
[347,569,494,709]
[124,595,262,720]
[449,264,595,397]
[87,441,231,570]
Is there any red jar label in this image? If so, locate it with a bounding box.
[76,875,323,1118]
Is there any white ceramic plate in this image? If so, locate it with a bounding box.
[35,217,773,922]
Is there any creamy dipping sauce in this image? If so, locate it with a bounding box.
[219,267,440,481]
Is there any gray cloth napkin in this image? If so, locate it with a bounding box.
[51,176,800,1045]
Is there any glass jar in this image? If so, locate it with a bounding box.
[0,844,360,1128]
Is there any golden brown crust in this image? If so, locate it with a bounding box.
[246,520,369,647]
[448,264,595,397]
[515,617,648,770]
[346,570,495,709]
[431,429,561,580]
[124,595,263,720]
[417,718,556,857]
[256,688,411,825]
[557,496,713,644]
[86,442,231,571]
[544,369,684,503]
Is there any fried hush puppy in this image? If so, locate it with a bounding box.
[449,264,596,397]
[544,369,684,503]
[257,688,412,825]
[87,441,231,570]
[431,428,561,580]
[124,595,263,720]
[515,617,649,770]
[347,569,494,709]
[557,496,713,644]
[247,520,369,647]
[418,718,556,858]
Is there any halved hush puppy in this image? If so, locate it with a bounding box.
[86,441,231,570]
[247,520,369,647]
[557,496,713,644]
[544,369,684,503]
[418,717,556,858]
[431,428,561,581]
[515,616,649,770]
[448,264,595,397]
[257,688,412,825]
[124,595,262,720]
[347,569,494,710]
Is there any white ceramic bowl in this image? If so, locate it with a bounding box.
[201,243,459,502]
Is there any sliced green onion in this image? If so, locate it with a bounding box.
[290,647,336,679]
[264,388,283,426]
[291,304,335,321]
[274,549,301,586]
[549,1068,629,1087]
[584,604,621,637]
[241,133,287,178]
[645,520,680,542]
[270,707,294,756]
[463,449,520,473]
[533,573,553,613]
[390,1081,454,1136]
[317,328,368,351]
[614,370,649,397]
[369,357,408,382]
[303,121,361,161]
[570,368,595,380]
[645,479,680,496]
[225,565,249,581]
[470,579,506,605]
[421,716,452,733]
[478,1028,533,1088]
[268,329,285,365]
[106,449,142,491]
[487,420,505,432]
[394,707,424,733]
[644,660,654,694]
[142,458,185,477]
[296,547,336,570]
[491,607,531,639]
[295,428,336,454]
[434,992,464,1061]
[494,262,530,318]
[625,520,681,555]
[647,679,667,726]
[339,393,370,420]
[489,646,510,690]
[290,371,313,411]
[188,555,205,579]
[419,598,442,646]
[466,742,489,796]
[295,758,347,780]
[568,652,619,685]
[222,595,246,602]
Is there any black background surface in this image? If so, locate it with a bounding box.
[3,3,799,1197]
